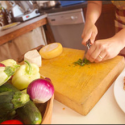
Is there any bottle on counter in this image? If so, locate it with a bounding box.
[5,9,13,24]
[0,3,8,27]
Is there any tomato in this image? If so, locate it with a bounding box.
[0,120,23,124]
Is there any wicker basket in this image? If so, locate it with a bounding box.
[41,95,54,124]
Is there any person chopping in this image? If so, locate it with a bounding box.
[82,1,125,63]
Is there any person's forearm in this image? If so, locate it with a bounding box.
[113,28,125,48]
[85,1,102,24]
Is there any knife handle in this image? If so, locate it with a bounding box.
[86,40,91,49]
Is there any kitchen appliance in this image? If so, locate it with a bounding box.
[9,1,40,22]
[37,1,60,10]
[39,47,125,115]
[47,9,87,51]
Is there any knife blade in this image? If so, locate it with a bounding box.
[83,40,91,62]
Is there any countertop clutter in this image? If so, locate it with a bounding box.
[0,14,47,37]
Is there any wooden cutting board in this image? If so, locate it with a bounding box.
[39,47,125,115]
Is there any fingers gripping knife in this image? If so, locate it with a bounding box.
[83,40,91,62]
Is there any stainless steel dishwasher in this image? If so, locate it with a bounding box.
[47,8,87,51]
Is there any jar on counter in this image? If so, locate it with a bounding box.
[0,3,8,27]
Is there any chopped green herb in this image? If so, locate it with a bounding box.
[73,58,90,66]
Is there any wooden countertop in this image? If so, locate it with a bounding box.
[0,14,47,46]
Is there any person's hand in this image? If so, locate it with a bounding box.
[86,38,124,63]
[81,22,98,45]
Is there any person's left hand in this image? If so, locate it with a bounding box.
[85,38,124,63]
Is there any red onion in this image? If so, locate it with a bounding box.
[27,78,54,103]
[0,63,5,67]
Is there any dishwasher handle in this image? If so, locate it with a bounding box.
[64,16,78,20]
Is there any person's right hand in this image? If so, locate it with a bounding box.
[81,22,98,45]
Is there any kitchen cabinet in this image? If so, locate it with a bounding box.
[83,3,116,40]
[0,14,47,61]
[0,15,47,45]
[43,20,56,44]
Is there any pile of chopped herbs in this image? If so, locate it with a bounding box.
[73,58,90,66]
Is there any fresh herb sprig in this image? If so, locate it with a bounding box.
[73,58,90,66]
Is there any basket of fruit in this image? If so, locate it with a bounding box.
[0,59,54,124]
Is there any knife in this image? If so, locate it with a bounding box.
[82,40,91,62]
